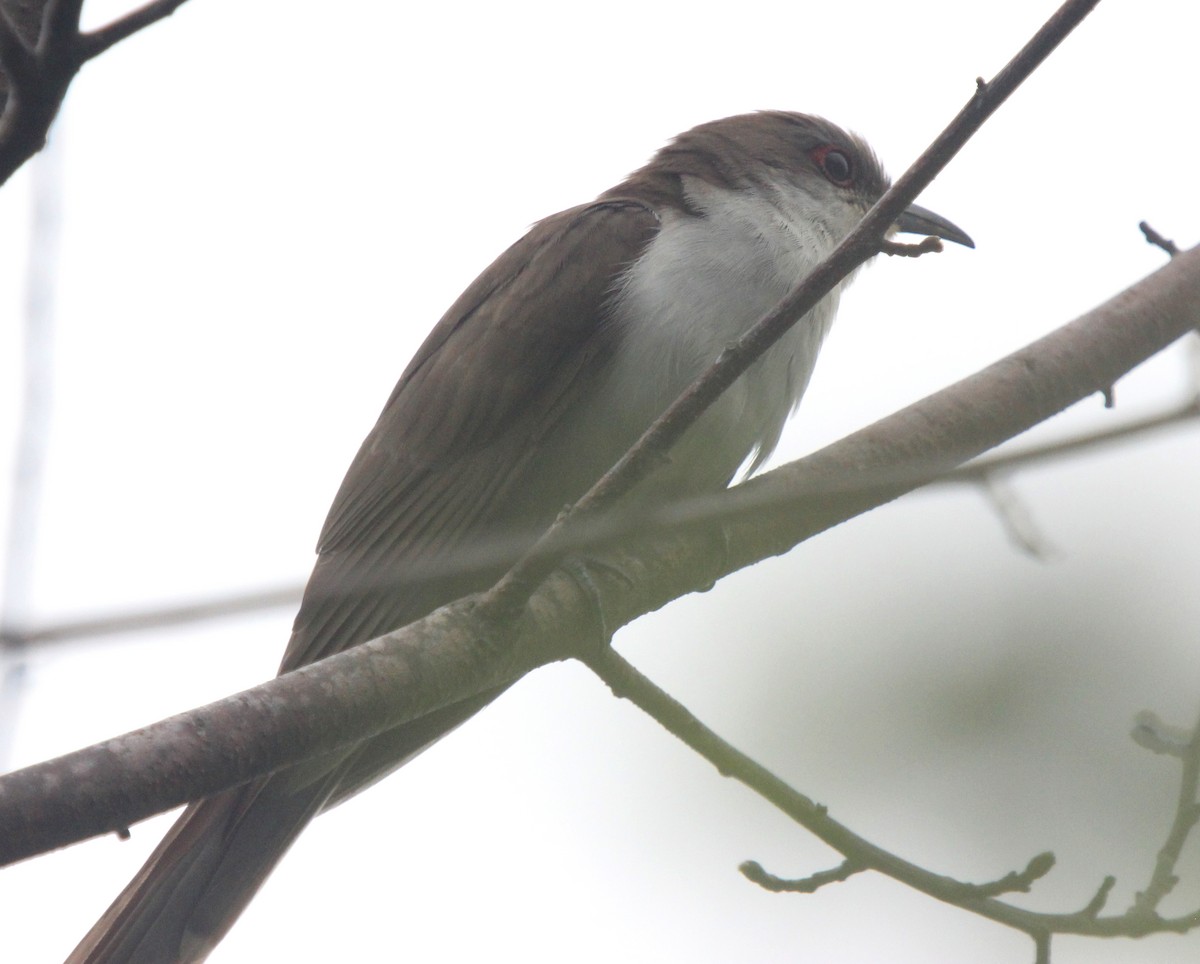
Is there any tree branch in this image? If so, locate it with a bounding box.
[75,0,190,61]
[944,396,1200,483]
[1131,710,1200,915]
[671,246,1200,580]
[0,0,192,185]
[6,391,1197,653]
[1,244,1197,866]
[1141,221,1181,258]
[480,0,1104,622]
[583,645,1200,945]
[0,583,303,648]
[740,857,867,894]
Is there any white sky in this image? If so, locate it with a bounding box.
[2,1,1200,961]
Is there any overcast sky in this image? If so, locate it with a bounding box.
[2,1,1200,961]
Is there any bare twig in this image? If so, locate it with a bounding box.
[743,851,1050,898]
[740,858,866,894]
[1081,876,1117,917]
[583,645,1200,944]
[1141,221,1180,258]
[979,475,1053,558]
[0,583,302,648]
[945,398,1200,482]
[939,394,1200,554]
[940,852,1057,900]
[76,0,190,60]
[1131,708,1200,916]
[1132,711,1193,759]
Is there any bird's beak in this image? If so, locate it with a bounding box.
[894,203,974,249]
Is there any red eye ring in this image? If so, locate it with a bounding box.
[810,144,854,188]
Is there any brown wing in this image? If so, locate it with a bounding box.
[282,198,661,672]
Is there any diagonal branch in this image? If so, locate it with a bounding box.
[0,583,304,648]
[0,244,1197,866]
[481,0,1104,621]
[75,0,191,61]
[944,397,1200,482]
[584,645,1200,944]
[5,388,1197,653]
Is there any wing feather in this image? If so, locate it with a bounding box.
[282,198,660,671]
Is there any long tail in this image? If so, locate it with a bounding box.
[67,686,504,963]
[66,767,344,964]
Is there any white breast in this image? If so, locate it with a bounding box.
[602,175,857,487]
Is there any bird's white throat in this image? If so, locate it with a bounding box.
[604,174,860,480]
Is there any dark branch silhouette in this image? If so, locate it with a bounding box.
[0,0,192,186]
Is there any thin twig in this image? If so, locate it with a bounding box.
[1081,876,1116,918]
[75,0,191,61]
[941,852,1057,900]
[943,398,1200,482]
[1141,221,1180,258]
[0,584,302,648]
[584,645,1200,941]
[1131,708,1200,915]
[740,858,866,894]
[978,475,1053,558]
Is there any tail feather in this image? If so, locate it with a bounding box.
[67,768,343,964]
[68,689,505,962]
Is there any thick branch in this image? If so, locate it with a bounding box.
[654,247,1200,583]
[7,393,1196,653]
[1,245,1197,865]
[0,593,569,865]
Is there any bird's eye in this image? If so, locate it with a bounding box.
[810,145,854,188]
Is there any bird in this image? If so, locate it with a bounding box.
[69,110,972,962]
